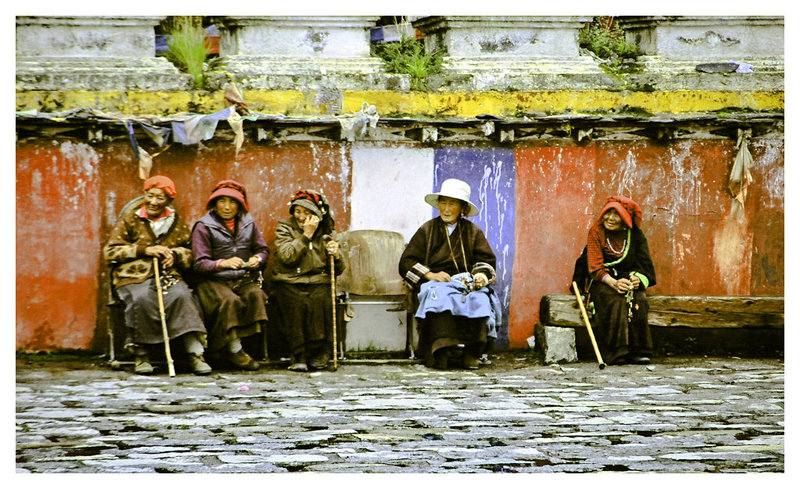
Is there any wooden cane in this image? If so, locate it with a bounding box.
[329,253,338,371]
[153,257,176,377]
[572,281,607,370]
[322,235,338,370]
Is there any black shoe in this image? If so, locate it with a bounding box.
[462,352,479,370]
[630,356,651,365]
[432,351,448,370]
[611,355,629,365]
[309,351,330,370]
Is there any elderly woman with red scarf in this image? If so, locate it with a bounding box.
[271,190,346,372]
[191,180,268,371]
[103,175,211,375]
[575,196,656,365]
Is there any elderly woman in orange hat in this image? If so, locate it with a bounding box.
[399,178,498,370]
[575,195,656,365]
[271,190,345,372]
[191,180,268,371]
[104,175,211,375]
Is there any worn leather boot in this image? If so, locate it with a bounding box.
[229,349,259,371]
[189,353,212,375]
[133,354,154,375]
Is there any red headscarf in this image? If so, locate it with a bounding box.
[143,175,177,199]
[206,179,249,212]
[598,196,642,229]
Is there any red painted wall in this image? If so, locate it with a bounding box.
[16,136,783,351]
[510,146,596,348]
[17,141,101,350]
[507,139,784,347]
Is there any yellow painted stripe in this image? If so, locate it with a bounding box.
[16,89,784,117]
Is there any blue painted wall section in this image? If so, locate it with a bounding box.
[433,147,517,349]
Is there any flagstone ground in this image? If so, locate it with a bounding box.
[16,354,784,474]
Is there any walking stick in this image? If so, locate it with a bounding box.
[572,281,607,370]
[153,257,176,377]
[323,235,338,370]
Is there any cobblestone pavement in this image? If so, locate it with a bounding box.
[16,355,784,474]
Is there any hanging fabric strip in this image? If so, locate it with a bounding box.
[227,106,244,157]
[729,128,754,220]
[137,122,172,147]
[171,107,231,145]
[125,120,140,161]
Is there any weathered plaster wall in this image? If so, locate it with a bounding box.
[349,143,433,242]
[17,142,101,350]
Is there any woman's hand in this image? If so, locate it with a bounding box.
[245,256,262,269]
[145,245,174,268]
[605,276,634,294]
[425,271,451,282]
[630,274,641,289]
[219,257,246,270]
[325,239,340,258]
[302,215,320,238]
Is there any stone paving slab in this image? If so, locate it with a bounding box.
[15,356,784,473]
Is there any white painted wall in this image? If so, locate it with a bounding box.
[350,143,435,243]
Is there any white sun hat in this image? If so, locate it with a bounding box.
[424,178,480,217]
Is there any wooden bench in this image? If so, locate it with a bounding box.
[536,294,784,363]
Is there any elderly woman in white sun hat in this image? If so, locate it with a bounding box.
[399,178,500,370]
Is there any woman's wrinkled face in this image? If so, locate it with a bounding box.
[292,205,316,224]
[602,209,625,231]
[143,188,170,219]
[215,196,239,220]
[438,196,465,224]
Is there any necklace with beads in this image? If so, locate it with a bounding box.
[606,236,626,255]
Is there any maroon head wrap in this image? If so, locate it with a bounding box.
[143,175,176,199]
[206,179,249,212]
[598,196,642,229]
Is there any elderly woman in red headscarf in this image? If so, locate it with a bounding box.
[103,175,211,375]
[270,190,346,372]
[574,196,656,365]
[191,180,268,371]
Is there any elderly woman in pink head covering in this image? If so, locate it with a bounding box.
[574,195,657,365]
[191,180,269,371]
[103,175,211,375]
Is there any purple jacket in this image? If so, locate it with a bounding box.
[192,211,269,281]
